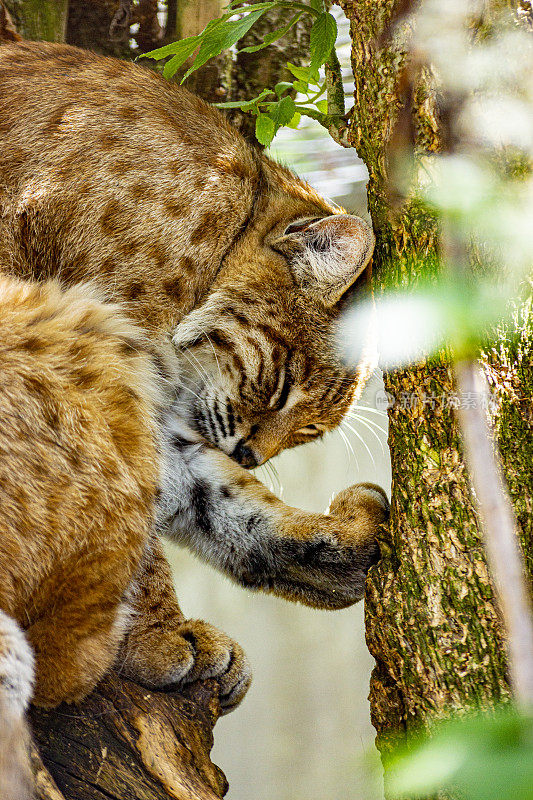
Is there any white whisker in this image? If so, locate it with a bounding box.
[346,415,386,455]
[179,384,203,403]
[341,420,375,468]
[257,465,274,494]
[180,348,211,386]
[204,332,223,382]
[265,459,283,498]
[337,427,358,469]
[350,404,387,416]
[346,410,388,437]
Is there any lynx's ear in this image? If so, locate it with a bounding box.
[272,214,375,307]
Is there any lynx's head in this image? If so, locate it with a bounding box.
[172,209,375,467]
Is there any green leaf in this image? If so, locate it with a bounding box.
[270,95,296,126]
[255,113,275,146]
[309,0,324,10]
[222,2,279,13]
[162,53,186,79]
[315,98,328,114]
[238,12,302,52]
[385,708,533,800]
[274,81,293,97]
[286,61,319,86]
[293,79,309,93]
[141,35,199,63]
[309,12,337,73]
[286,111,301,128]
[214,88,274,109]
[286,62,311,82]
[183,8,268,81]
[213,99,256,109]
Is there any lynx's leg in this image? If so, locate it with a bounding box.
[159,420,388,610]
[0,611,34,800]
[26,556,138,708]
[117,534,251,714]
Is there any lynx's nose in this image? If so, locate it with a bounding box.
[232,439,259,468]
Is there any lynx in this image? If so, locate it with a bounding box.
[0,34,388,797]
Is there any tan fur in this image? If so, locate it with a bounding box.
[0,39,387,792]
[0,276,160,704]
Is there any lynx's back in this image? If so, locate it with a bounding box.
[0,41,268,328]
[0,41,341,330]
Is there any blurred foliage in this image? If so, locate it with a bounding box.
[384,706,533,800]
[354,0,533,367]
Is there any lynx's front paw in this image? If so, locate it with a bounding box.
[257,482,389,610]
[120,619,251,714]
[328,482,390,541]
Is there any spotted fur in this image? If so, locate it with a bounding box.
[0,38,388,780]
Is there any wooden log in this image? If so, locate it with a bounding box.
[28,672,228,800]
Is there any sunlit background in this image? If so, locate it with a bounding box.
[164,12,392,796]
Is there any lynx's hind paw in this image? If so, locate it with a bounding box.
[174,620,252,714]
[124,619,251,715]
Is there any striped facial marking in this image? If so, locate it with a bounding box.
[172,294,357,468]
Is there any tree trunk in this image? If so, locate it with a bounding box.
[66,0,162,59]
[28,673,227,800]
[4,0,68,41]
[337,0,531,764]
[171,1,229,108]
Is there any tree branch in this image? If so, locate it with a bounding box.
[29,672,228,800]
[325,45,345,118]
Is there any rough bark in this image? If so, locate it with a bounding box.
[483,310,533,583]
[4,0,68,41]
[337,0,531,763]
[66,0,133,59]
[66,0,162,59]
[28,672,227,800]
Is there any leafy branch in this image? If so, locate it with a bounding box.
[140,0,347,147]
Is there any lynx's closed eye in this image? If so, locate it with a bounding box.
[296,424,323,436]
